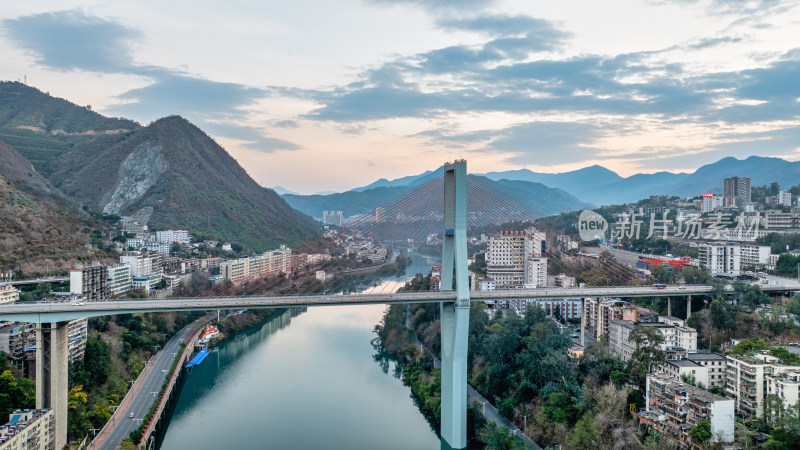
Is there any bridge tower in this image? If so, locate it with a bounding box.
[440,160,469,450]
[36,322,69,449]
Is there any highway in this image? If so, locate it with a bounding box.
[0,285,728,323]
[93,320,203,450]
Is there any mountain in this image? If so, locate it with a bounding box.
[482,165,623,193]
[478,157,800,205]
[270,186,299,196]
[60,116,319,251]
[0,82,319,252]
[282,176,591,219]
[351,167,443,192]
[0,141,111,273]
[283,186,416,218]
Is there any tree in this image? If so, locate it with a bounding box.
[84,334,111,387]
[68,385,87,410]
[628,325,666,393]
[689,419,712,445]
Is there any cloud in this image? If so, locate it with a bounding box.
[2,9,140,73]
[368,0,495,12]
[488,122,604,165]
[201,121,300,152]
[112,70,268,119]
[437,14,569,39]
[273,120,299,129]
[689,36,743,49]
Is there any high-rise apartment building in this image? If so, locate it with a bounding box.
[724,176,751,206]
[69,265,109,301]
[486,227,547,288]
[322,211,343,226]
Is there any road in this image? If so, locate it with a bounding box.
[93,320,203,450]
[467,385,540,449]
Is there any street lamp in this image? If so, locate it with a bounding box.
[90,428,99,449]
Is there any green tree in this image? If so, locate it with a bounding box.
[628,326,666,395]
[84,334,111,387]
[689,419,712,445]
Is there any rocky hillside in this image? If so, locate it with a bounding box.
[61,116,319,251]
[0,82,319,252]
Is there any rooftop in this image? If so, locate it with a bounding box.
[687,352,726,361]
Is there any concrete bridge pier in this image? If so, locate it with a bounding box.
[440,160,469,450]
[686,295,692,320]
[36,321,69,449]
[667,297,672,317]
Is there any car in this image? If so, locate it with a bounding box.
[129,412,134,418]
[71,302,84,306]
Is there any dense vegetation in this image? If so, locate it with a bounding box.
[374,299,677,449]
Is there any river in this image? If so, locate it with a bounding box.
[158,254,442,449]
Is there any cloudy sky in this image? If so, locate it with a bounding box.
[1,0,799,194]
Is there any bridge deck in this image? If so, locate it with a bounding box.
[0,285,726,323]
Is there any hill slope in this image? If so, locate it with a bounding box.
[0,141,109,274]
[61,116,319,251]
[0,82,319,252]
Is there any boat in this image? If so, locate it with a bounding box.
[197,325,220,344]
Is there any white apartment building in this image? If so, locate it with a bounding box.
[501,298,582,320]
[146,242,171,256]
[486,228,547,288]
[107,263,132,297]
[584,298,658,339]
[659,359,709,388]
[322,211,343,226]
[608,319,697,362]
[0,409,55,450]
[644,375,734,443]
[0,284,19,305]
[120,252,163,278]
[724,353,800,417]
[699,242,741,275]
[701,194,724,212]
[765,371,800,408]
[125,238,145,250]
[686,353,727,389]
[155,230,190,244]
[220,246,292,282]
[777,191,793,207]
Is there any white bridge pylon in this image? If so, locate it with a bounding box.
[439,160,470,450]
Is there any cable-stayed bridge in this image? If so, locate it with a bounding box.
[3,160,799,449]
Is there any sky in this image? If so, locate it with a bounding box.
[1,0,799,194]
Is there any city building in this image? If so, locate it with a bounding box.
[701,194,724,212]
[155,229,190,244]
[69,265,109,301]
[106,263,131,297]
[642,374,734,444]
[584,298,657,339]
[68,319,88,362]
[0,284,19,305]
[724,353,800,417]
[125,238,145,250]
[120,251,163,278]
[686,353,727,389]
[777,190,793,207]
[608,318,697,362]
[765,371,800,408]
[486,228,547,288]
[0,409,55,449]
[549,273,576,288]
[698,242,771,275]
[219,246,292,282]
[659,359,709,388]
[322,211,343,226]
[724,176,751,206]
[698,242,740,275]
[0,323,35,370]
[146,242,171,256]
[375,207,386,223]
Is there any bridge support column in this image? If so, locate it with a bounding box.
[580,298,585,347]
[667,297,672,317]
[36,321,69,450]
[686,295,692,320]
[440,160,469,450]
